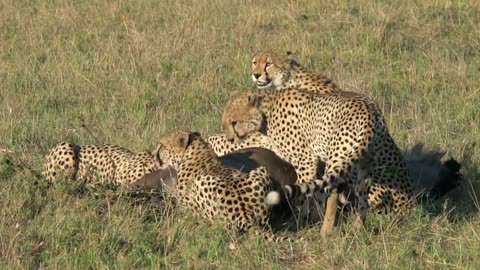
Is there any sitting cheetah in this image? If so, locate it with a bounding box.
[153,131,288,241]
[43,142,159,185]
[222,88,416,235]
[251,51,338,94]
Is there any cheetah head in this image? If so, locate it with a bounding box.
[222,91,264,143]
[251,51,300,89]
[153,131,202,169]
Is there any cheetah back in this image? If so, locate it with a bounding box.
[223,89,416,214]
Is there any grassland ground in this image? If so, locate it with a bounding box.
[1,0,480,269]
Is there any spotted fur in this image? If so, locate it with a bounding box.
[43,142,159,185]
[222,88,416,234]
[251,51,338,94]
[154,131,288,242]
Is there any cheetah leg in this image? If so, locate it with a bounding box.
[352,191,369,230]
[352,165,371,231]
[321,188,338,237]
[368,164,415,214]
[316,162,346,236]
[319,142,371,235]
[389,183,416,213]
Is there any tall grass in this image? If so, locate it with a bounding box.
[1,0,479,268]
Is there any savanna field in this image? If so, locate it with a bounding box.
[1,0,480,268]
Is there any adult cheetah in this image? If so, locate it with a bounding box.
[251,51,338,94]
[222,88,416,235]
[43,142,159,186]
[205,130,462,230]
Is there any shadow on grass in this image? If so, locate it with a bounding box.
[268,141,479,233]
[439,142,480,221]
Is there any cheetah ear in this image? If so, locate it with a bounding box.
[285,51,300,66]
[177,132,190,149]
[153,144,164,168]
[178,131,201,149]
[189,132,201,144]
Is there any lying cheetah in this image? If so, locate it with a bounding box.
[251,51,338,94]
[222,88,416,235]
[153,131,287,241]
[43,142,159,185]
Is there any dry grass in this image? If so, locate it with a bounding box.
[1,0,480,268]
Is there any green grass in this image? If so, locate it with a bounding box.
[1,0,480,268]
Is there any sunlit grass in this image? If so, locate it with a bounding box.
[1,0,479,268]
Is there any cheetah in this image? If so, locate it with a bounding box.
[251,51,338,94]
[153,130,288,241]
[205,132,461,230]
[136,133,462,231]
[207,132,462,199]
[42,132,282,188]
[43,142,159,186]
[222,88,416,235]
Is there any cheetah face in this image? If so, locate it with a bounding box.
[251,51,297,89]
[222,92,264,143]
[154,131,201,169]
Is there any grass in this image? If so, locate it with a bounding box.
[1,0,480,268]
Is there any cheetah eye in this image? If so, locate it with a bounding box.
[252,61,257,65]
[265,62,272,67]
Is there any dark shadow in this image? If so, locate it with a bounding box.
[268,141,474,232]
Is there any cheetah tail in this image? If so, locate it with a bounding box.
[265,179,326,206]
[265,190,282,205]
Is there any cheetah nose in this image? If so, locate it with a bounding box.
[253,73,261,80]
